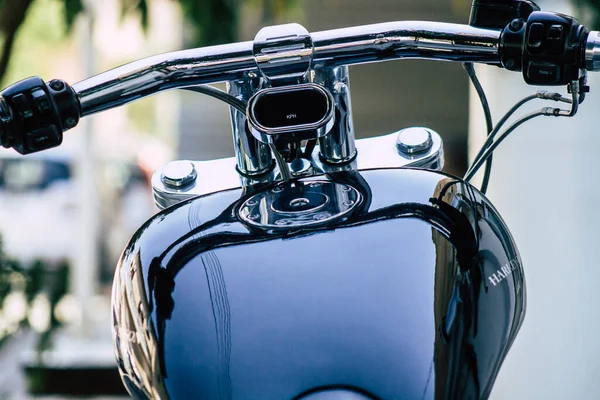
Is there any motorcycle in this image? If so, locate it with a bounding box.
[0,0,594,398]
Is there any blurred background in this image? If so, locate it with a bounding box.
[0,0,599,398]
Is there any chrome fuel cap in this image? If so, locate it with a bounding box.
[238,179,361,230]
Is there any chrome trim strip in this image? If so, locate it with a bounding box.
[253,23,314,84]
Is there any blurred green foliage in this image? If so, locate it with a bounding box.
[1,1,65,88]
[0,0,297,84]
[572,0,600,28]
[0,248,70,349]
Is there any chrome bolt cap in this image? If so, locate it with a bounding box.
[161,161,197,188]
[396,127,434,155]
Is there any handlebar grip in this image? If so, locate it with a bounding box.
[0,77,80,155]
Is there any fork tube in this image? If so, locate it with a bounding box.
[227,78,273,176]
[314,66,357,164]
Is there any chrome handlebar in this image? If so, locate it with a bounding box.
[586,30,600,72]
[3,16,600,159]
[72,21,502,117]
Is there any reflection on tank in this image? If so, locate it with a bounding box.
[431,177,525,399]
[111,168,525,399]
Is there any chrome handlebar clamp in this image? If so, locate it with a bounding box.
[251,23,357,164]
[253,23,314,86]
[227,24,319,177]
[241,23,356,177]
[248,24,327,145]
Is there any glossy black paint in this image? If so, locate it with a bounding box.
[112,168,526,399]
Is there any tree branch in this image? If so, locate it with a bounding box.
[0,0,34,83]
[0,29,17,83]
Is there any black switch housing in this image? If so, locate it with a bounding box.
[527,22,545,50]
[0,76,80,155]
[546,24,564,55]
[12,93,33,119]
[470,0,540,29]
[31,88,52,114]
[500,11,588,85]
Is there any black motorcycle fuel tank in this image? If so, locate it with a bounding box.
[111,168,526,400]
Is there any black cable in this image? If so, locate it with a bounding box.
[465,93,536,179]
[464,91,571,180]
[463,62,494,193]
[464,110,549,182]
[269,143,292,180]
[303,139,317,158]
[182,85,247,114]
